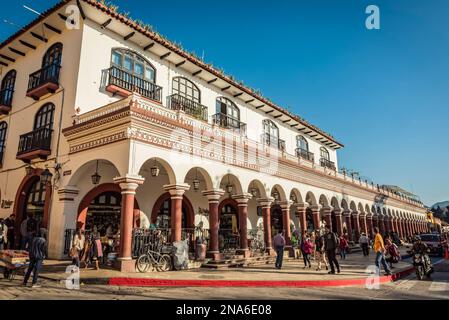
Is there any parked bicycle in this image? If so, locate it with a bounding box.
[136,244,172,273]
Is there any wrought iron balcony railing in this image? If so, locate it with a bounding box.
[167,94,208,121]
[107,66,162,103]
[320,157,336,171]
[212,113,247,134]
[17,127,53,156]
[0,88,14,108]
[261,133,286,151]
[296,148,314,162]
[27,63,61,93]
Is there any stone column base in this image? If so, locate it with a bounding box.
[114,258,136,273]
[237,249,251,258]
[207,251,224,261]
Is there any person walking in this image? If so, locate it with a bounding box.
[384,235,400,269]
[5,214,16,249]
[324,226,340,274]
[315,230,328,271]
[22,228,48,288]
[373,227,392,276]
[0,219,8,251]
[339,235,349,260]
[273,230,286,269]
[301,234,313,269]
[70,229,85,268]
[359,232,370,257]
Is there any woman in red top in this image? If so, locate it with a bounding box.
[301,234,314,268]
[339,235,349,260]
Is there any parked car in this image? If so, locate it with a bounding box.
[419,234,445,257]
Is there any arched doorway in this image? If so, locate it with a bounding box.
[218,199,240,251]
[84,191,122,236]
[271,205,283,237]
[78,183,140,231]
[13,169,52,246]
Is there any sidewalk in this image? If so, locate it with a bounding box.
[35,248,416,287]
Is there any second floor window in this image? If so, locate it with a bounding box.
[320,147,330,161]
[111,48,155,83]
[35,103,55,131]
[216,97,240,120]
[1,70,16,106]
[43,43,63,68]
[297,136,309,151]
[263,119,279,139]
[172,77,200,102]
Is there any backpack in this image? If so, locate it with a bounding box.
[26,218,37,234]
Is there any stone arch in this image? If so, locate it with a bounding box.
[184,167,214,192]
[138,157,177,185]
[331,197,340,211]
[219,173,243,196]
[289,188,304,205]
[68,159,121,187]
[150,192,195,229]
[358,203,365,214]
[12,168,52,243]
[305,191,317,206]
[248,179,268,199]
[350,201,357,212]
[271,184,287,202]
[341,199,349,211]
[319,194,330,208]
[77,183,140,230]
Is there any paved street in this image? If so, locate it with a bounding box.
[1,259,448,300]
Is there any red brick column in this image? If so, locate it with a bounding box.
[296,204,307,234]
[359,214,367,235]
[333,209,343,236]
[366,215,374,238]
[280,201,293,245]
[379,215,386,236]
[202,190,225,260]
[352,211,360,242]
[310,205,320,230]
[233,194,252,256]
[343,210,352,240]
[164,184,190,242]
[258,198,274,254]
[398,219,404,239]
[322,206,332,231]
[114,175,144,272]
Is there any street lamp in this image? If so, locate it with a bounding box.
[272,190,280,201]
[91,160,101,185]
[290,193,297,203]
[40,168,53,186]
[225,175,233,195]
[192,168,200,192]
[151,159,160,177]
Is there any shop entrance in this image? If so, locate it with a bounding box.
[271,205,283,237]
[219,200,239,251]
[23,178,46,227]
[85,191,122,237]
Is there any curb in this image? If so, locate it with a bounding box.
[107,266,416,288]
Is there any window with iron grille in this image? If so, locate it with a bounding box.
[172,77,200,103]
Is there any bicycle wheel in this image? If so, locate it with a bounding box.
[156,255,172,272]
[136,254,151,273]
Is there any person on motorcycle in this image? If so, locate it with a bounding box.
[411,235,433,275]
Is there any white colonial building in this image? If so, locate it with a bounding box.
[0,0,427,271]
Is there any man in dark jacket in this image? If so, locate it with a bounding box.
[324,226,341,274]
[23,228,48,288]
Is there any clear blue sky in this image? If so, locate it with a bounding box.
[1,0,448,206]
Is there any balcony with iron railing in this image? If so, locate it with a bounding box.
[105,66,162,103]
[167,94,208,121]
[16,127,53,161]
[320,157,336,171]
[0,88,14,115]
[261,133,286,152]
[26,63,61,100]
[212,113,247,135]
[296,148,314,162]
